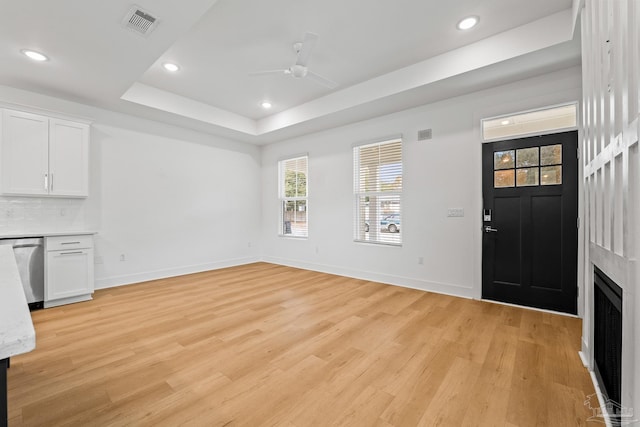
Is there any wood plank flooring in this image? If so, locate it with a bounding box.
[8,262,596,426]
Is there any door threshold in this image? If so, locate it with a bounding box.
[480,298,579,318]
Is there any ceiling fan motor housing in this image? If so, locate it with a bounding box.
[290,64,308,78]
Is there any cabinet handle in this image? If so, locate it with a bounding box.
[50,173,54,191]
[60,241,81,245]
[60,251,83,255]
[44,173,48,190]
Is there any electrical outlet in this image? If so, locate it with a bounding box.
[418,257,424,265]
[248,241,252,248]
[447,208,464,217]
[94,255,104,265]
[6,208,13,218]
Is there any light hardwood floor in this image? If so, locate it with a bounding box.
[9,262,596,426]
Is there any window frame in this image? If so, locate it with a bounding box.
[353,137,403,246]
[278,154,309,238]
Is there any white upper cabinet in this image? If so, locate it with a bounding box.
[0,108,89,197]
[49,118,89,197]
[0,110,49,195]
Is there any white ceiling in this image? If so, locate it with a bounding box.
[0,0,580,145]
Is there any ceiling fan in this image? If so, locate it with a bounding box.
[249,32,338,89]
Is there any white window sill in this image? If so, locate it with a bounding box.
[353,239,402,247]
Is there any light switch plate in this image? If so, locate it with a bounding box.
[447,208,464,217]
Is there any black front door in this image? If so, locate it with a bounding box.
[482,131,578,314]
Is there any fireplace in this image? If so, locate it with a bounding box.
[593,266,623,413]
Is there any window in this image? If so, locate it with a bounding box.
[279,156,308,237]
[353,138,402,245]
[482,103,577,141]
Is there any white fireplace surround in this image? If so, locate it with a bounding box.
[578,0,640,422]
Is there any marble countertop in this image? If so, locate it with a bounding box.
[0,245,36,360]
[0,230,96,239]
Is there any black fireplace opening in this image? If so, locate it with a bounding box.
[593,266,623,414]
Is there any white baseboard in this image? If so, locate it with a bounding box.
[579,350,589,368]
[44,294,92,308]
[261,256,475,300]
[480,298,580,317]
[94,256,261,289]
[95,255,474,300]
[94,255,475,300]
[586,369,614,427]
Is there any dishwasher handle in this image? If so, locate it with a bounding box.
[0,237,44,248]
[11,243,43,249]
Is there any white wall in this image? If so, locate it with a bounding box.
[87,123,262,288]
[1,67,584,301]
[579,0,640,417]
[0,85,262,288]
[261,67,582,300]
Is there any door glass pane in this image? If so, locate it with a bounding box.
[494,150,515,169]
[516,167,539,186]
[541,165,562,185]
[494,170,515,188]
[516,147,539,167]
[541,144,562,165]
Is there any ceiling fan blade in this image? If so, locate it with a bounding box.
[248,69,288,76]
[295,32,318,67]
[306,71,338,89]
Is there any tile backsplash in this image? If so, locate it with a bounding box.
[0,197,87,234]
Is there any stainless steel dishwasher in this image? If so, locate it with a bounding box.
[0,237,44,310]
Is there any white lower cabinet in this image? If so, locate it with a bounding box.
[44,235,94,308]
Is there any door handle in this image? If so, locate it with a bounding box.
[484,226,498,233]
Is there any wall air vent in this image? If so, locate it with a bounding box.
[122,6,158,37]
[417,128,432,141]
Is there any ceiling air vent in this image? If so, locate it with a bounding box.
[417,128,432,141]
[122,6,158,37]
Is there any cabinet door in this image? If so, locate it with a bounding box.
[1,109,49,195]
[49,118,89,197]
[46,248,94,301]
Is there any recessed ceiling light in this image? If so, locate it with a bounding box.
[501,119,510,125]
[162,62,180,72]
[261,101,272,109]
[457,16,479,30]
[21,49,48,62]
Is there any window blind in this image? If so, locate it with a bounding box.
[353,139,402,245]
